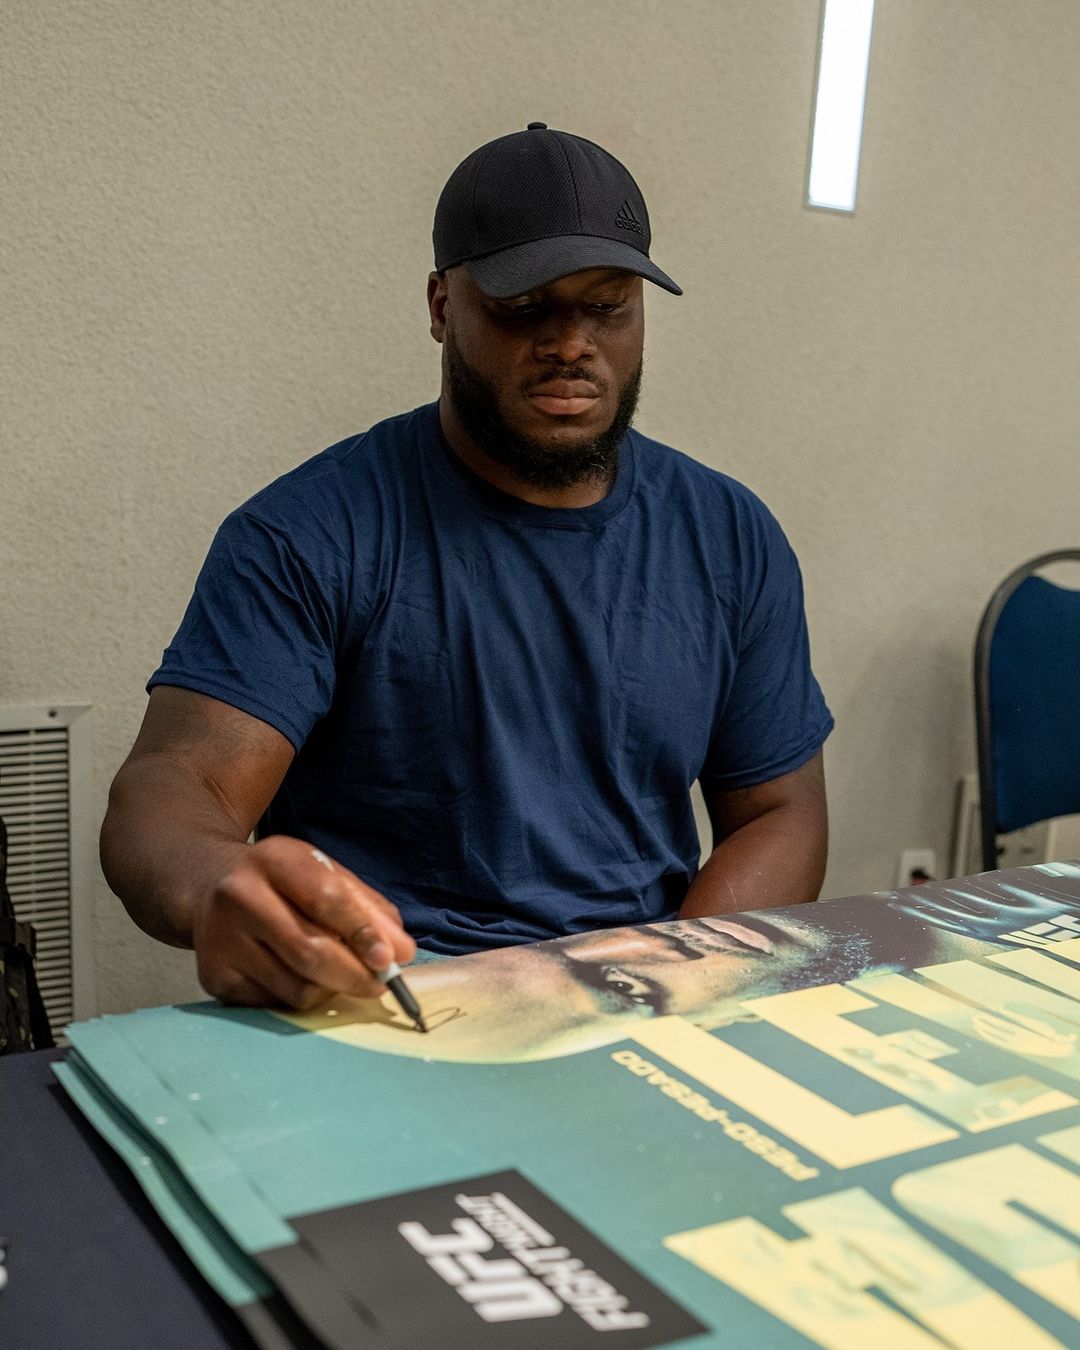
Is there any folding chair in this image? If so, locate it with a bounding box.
[974,549,1080,871]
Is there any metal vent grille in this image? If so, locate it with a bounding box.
[0,705,95,1032]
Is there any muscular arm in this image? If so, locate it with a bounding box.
[102,687,292,947]
[678,752,828,918]
[101,686,414,1007]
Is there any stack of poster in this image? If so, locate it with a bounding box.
[58,861,1080,1349]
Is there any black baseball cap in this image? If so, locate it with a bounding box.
[433,122,682,299]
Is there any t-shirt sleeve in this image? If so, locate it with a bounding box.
[146,508,349,752]
[699,503,833,790]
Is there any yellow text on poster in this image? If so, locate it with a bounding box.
[665,1185,1066,1350]
[744,981,1075,1131]
[895,1143,1080,1322]
[631,1017,957,1168]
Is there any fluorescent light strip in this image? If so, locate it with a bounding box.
[808,0,876,212]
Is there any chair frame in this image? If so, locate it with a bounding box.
[974,549,1080,872]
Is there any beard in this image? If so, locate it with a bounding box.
[770,904,946,993]
[443,329,643,491]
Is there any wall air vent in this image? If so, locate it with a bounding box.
[0,704,95,1032]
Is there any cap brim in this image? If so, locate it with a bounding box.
[462,235,682,298]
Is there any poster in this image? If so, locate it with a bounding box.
[59,861,1080,1348]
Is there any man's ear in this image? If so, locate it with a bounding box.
[427,270,449,343]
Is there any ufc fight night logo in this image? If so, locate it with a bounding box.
[272,1169,706,1349]
[398,1188,647,1329]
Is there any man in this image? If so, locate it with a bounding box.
[101,124,833,1011]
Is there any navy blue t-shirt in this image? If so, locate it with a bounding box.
[148,401,833,953]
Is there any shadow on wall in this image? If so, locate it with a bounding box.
[829,625,970,894]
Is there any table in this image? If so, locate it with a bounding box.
[7,861,1080,1349]
[0,1048,250,1350]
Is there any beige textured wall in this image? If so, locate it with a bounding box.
[3,1,1079,1014]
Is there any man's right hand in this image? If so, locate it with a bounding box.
[101,687,420,1010]
[191,835,417,1011]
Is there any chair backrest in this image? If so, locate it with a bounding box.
[974,550,1080,871]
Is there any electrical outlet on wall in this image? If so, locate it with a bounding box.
[897,849,937,888]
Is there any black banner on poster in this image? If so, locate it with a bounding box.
[262,1170,706,1350]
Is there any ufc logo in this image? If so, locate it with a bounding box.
[398,1217,561,1323]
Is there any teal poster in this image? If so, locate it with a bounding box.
[59,862,1080,1348]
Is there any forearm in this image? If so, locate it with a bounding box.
[100,755,251,948]
[678,804,827,918]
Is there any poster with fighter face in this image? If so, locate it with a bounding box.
[59,861,1080,1348]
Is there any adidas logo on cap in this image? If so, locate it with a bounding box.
[615,199,645,235]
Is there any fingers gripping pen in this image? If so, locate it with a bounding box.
[373,962,428,1034]
[310,849,428,1032]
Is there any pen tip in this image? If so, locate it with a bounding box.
[416,1018,429,1034]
